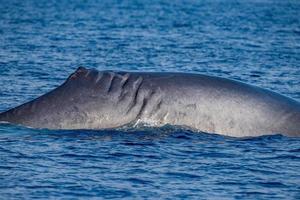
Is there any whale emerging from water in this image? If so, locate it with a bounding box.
[0,67,299,137]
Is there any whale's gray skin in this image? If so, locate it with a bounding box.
[0,67,299,137]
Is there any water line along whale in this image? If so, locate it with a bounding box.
[0,67,299,137]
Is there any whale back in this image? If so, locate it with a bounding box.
[0,67,299,137]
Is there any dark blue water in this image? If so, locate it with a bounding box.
[0,0,300,199]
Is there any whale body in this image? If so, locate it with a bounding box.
[0,67,299,137]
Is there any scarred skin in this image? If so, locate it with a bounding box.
[0,67,299,137]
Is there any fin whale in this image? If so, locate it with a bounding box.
[0,67,299,137]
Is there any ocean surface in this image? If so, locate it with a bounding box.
[0,0,300,199]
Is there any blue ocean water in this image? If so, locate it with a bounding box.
[0,0,300,199]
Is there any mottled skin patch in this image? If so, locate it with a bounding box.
[0,67,299,137]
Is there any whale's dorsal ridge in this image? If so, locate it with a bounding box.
[67,66,88,81]
[0,67,299,137]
